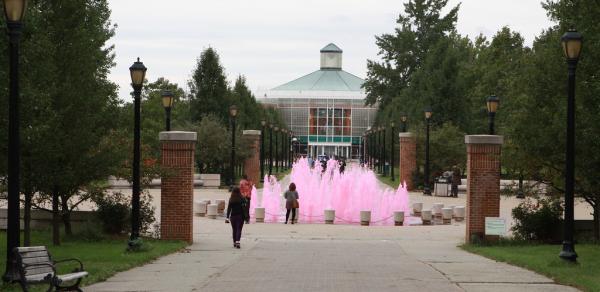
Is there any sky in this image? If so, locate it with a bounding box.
[106,0,554,100]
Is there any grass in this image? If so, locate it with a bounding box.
[462,243,600,292]
[0,230,187,291]
[377,167,402,189]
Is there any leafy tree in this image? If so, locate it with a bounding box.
[189,48,230,123]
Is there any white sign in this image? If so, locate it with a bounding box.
[485,217,506,236]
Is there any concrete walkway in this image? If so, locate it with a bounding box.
[88,213,579,291]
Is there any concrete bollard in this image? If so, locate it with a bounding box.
[215,199,226,215]
[324,209,335,224]
[448,205,456,218]
[442,208,453,224]
[394,211,405,226]
[197,201,207,217]
[255,207,265,223]
[454,206,465,222]
[207,204,218,219]
[432,203,444,221]
[360,211,371,226]
[421,210,432,225]
[412,202,423,217]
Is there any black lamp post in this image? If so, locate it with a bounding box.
[424,107,433,195]
[268,124,273,176]
[129,58,147,245]
[559,29,582,262]
[274,126,279,173]
[260,120,266,182]
[161,90,174,131]
[376,127,381,173]
[229,105,238,189]
[3,0,27,282]
[486,95,499,135]
[382,126,387,176]
[390,122,395,182]
[401,113,408,132]
[282,129,287,170]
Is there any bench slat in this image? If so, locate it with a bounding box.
[22,256,51,265]
[24,267,54,277]
[16,246,48,252]
[20,251,50,258]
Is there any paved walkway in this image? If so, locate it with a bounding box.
[88,213,579,291]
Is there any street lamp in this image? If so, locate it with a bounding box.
[161,90,174,131]
[424,107,433,195]
[559,29,582,262]
[260,120,266,182]
[229,105,238,189]
[268,124,273,176]
[3,0,27,282]
[274,126,279,173]
[486,95,499,135]
[401,113,408,132]
[382,126,387,176]
[129,57,147,246]
[390,121,395,182]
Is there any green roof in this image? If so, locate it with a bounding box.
[272,69,364,91]
[320,43,343,53]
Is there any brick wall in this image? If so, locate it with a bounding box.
[243,130,261,184]
[160,132,197,243]
[465,135,503,242]
[398,133,417,190]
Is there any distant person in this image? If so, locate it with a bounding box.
[226,187,247,248]
[451,165,461,198]
[239,174,253,223]
[284,183,299,224]
[339,159,346,174]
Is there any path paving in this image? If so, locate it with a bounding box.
[88,211,579,291]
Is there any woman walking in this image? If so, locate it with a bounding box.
[226,187,247,248]
[284,183,299,224]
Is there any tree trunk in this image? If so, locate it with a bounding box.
[52,187,60,246]
[60,193,73,236]
[23,191,32,247]
[594,202,600,241]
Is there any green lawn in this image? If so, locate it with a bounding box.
[0,231,187,291]
[462,243,600,292]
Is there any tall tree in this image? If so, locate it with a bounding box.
[189,48,229,123]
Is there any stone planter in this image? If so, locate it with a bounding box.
[360,211,371,226]
[196,201,207,217]
[207,204,218,219]
[255,207,265,223]
[454,206,465,222]
[442,208,453,224]
[421,210,432,225]
[412,202,423,216]
[432,203,444,220]
[394,211,405,226]
[324,209,335,224]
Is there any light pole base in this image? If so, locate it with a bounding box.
[3,265,20,283]
[423,186,431,195]
[559,242,578,262]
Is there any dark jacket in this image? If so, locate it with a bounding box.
[227,200,244,218]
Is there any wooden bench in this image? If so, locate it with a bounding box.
[14,246,88,292]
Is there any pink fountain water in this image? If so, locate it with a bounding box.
[251,158,411,225]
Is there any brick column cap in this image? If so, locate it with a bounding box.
[398,132,414,138]
[243,130,261,136]
[159,131,197,142]
[465,135,503,145]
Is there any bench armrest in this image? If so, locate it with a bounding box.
[54,258,84,272]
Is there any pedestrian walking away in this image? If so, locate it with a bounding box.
[451,165,461,198]
[284,183,299,224]
[239,174,254,223]
[226,187,247,248]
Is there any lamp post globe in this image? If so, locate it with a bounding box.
[3,0,27,282]
[161,90,174,131]
[400,113,408,132]
[128,57,147,247]
[423,107,432,195]
[486,95,499,135]
[559,29,582,262]
[229,105,238,189]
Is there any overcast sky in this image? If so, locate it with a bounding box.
[106,0,554,100]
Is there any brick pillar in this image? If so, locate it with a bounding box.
[243,130,261,184]
[398,132,417,190]
[160,131,197,243]
[465,135,503,243]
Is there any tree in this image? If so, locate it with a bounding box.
[189,48,230,123]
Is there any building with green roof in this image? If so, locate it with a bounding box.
[258,43,377,160]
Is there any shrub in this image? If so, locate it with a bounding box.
[93,190,156,235]
[511,197,563,242]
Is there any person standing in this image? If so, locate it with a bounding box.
[451,165,461,198]
[284,183,299,224]
[239,174,253,223]
[226,187,247,248]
